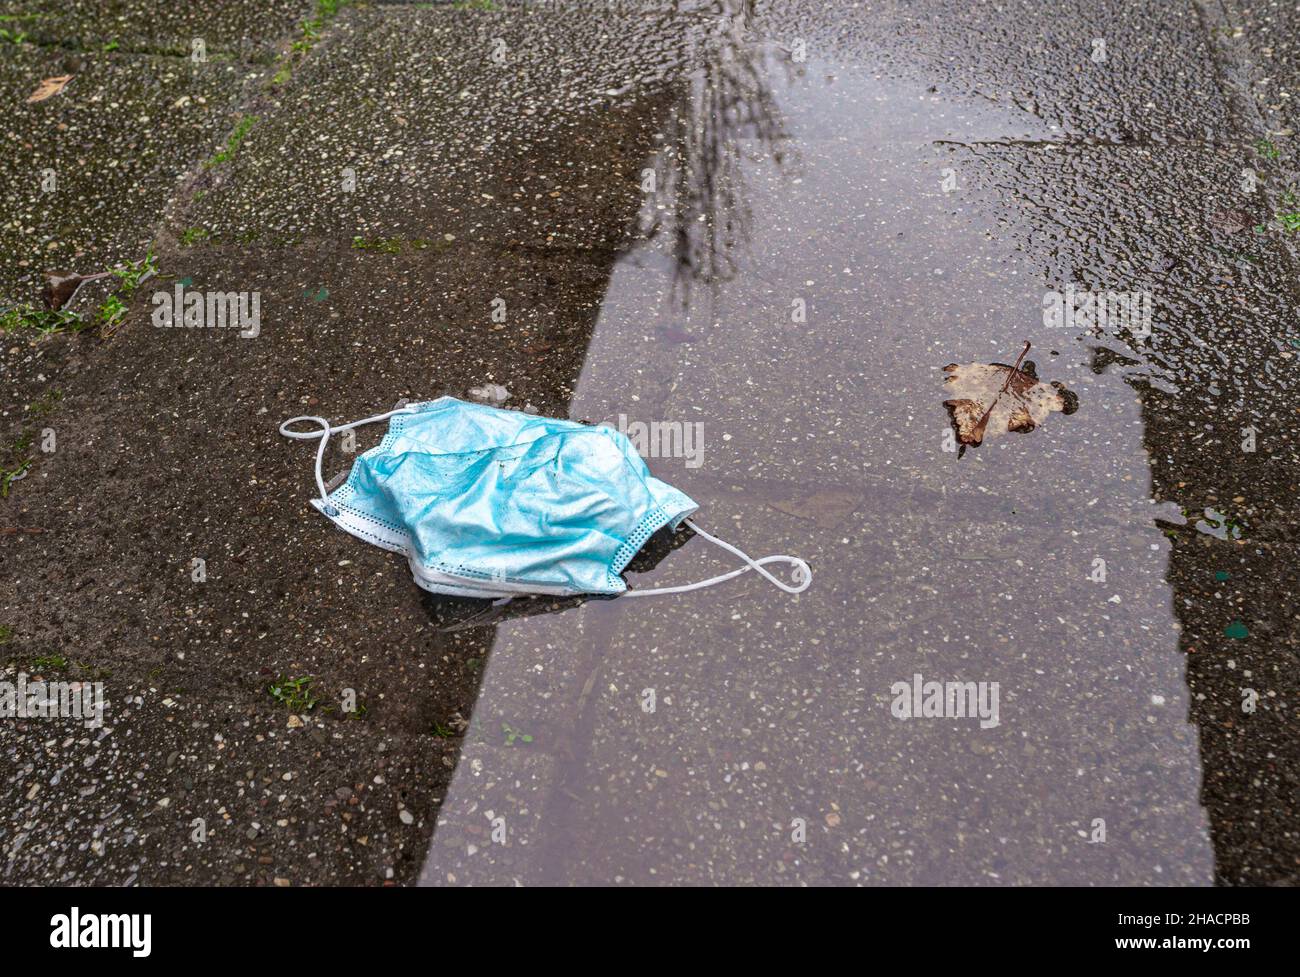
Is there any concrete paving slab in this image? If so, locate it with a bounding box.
[751,0,1237,141]
[419,17,1287,885]
[1,1,314,59]
[180,4,697,250]
[0,43,244,306]
[420,473,1212,883]
[0,237,633,883]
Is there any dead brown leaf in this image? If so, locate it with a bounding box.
[42,270,85,310]
[1210,209,1251,234]
[942,342,1077,451]
[42,268,110,310]
[770,488,863,530]
[27,75,74,103]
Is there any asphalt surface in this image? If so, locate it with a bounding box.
[2,0,1298,885]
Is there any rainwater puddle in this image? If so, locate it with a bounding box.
[421,35,1213,885]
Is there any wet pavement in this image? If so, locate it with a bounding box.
[2,1,1299,886]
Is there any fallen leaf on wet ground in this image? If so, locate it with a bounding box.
[769,488,863,529]
[27,75,74,103]
[42,269,108,310]
[42,271,84,311]
[942,341,1077,451]
[1210,209,1253,234]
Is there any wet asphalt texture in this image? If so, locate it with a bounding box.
[1,0,1299,886]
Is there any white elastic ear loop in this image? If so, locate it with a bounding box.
[622,519,811,597]
[279,406,416,512]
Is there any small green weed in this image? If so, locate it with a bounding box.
[501,721,534,746]
[1255,138,1281,160]
[268,675,319,712]
[1,459,31,498]
[351,235,404,253]
[206,116,257,167]
[1,305,84,336]
[97,294,128,329]
[271,0,350,86]
[110,248,157,293]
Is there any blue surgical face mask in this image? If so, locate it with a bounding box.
[280,398,810,600]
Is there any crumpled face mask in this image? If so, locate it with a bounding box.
[280,398,811,600]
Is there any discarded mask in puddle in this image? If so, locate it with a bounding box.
[280,397,811,602]
[942,341,1078,455]
[425,526,694,631]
